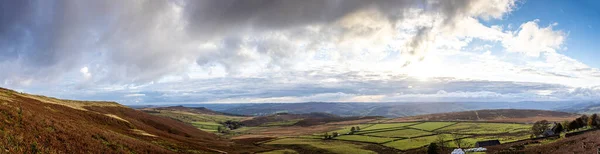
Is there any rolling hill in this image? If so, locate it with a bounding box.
[0,87,265,153]
[388,109,579,123]
[213,102,579,118]
[239,112,381,127]
[139,105,249,133]
[557,102,600,114]
[141,105,244,116]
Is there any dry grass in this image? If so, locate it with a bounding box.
[14,92,122,111]
[105,114,130,123]
[488,129,600,154]
[0,87,269,154]
[131,129,157,137]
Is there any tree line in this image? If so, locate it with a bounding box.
[323,126,361,139]
[531,114,600,137]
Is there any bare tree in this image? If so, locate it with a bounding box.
[435,135,446,151]
[452,134,464,148]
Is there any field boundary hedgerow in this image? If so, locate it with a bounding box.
[314,121,533,151]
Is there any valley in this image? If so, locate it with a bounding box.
[1,86,599,154]
[140,101,592,153]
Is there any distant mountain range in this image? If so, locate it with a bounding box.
[557,102,600,114]
[146,101,597,118]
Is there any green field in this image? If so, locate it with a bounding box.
[334,135,395,143]
[409,122,456,131]
[327,124,373,135]
[361,122,416,131]
[436,122,530,134]
[265,138,378,154]
[257,122,533,152]
[331,122,531,151]
[383,134,462,150]
[365,128,433,138]
[191,121,222,132]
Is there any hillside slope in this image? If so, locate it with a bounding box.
[139,105,249,132]
[0,87,264,153]
[487,129,600,154]
[141,105,243,116]
[218,102,577,118]
[388,109,578,123]
[558,102,600,114]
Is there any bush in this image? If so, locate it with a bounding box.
[531,120,550,136]
[427,143,438,154]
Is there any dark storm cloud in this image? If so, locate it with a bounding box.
[182,0,421,38]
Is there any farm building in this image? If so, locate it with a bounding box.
[542,129,555,137]
[475,140,500,147]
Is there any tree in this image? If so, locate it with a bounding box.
[581,115,589,124]
[531,120,550,136]
[589,114,599,128]
[569,120,580,131]
[576,117,586,128]
[552,123,563,134]
[452,134,464,148]
[217,126,224,133]
[427,143,439,154]
[562,120,571,131]
[435,134,446,151]
[350,126,356,132]
[323,132,329,139]
[221,120,243,130]
[356,126,361,131]
[332,132,339,137]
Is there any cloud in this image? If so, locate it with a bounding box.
[0,0,518,86]
[46,74,582,104]
[124,93,146,97]
[80,67,92,79]
[503,20,566,57]
[3,0,600,104]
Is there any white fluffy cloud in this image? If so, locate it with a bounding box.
[503,20,566,57]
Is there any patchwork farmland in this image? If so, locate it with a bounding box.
[138,106,579,153]
[262,121,532,152]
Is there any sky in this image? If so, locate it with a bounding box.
[1,0,600,105]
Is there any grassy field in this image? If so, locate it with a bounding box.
[383,134,459,150]
[436,122,530,134]
[408,122,456,131]
[265,138,378,154]
[334,135,395,143]
[244,121,534,152]
[327,124,373,134]
[365,128,433,138]
[361,122,416,131]
[328,122,531,151]
[191,121,222,132]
